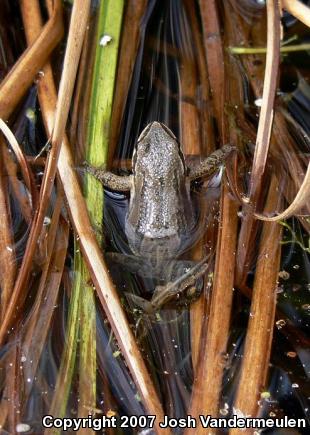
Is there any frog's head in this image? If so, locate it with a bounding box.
[132,122,186,178]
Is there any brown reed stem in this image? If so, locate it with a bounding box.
[187,183,238,435]
[230,176,282,435]
[0,0,63,120]
[281,0,310,28]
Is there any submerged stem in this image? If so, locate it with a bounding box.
[229,43,310,54]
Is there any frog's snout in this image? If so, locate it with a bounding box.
[138,121,176,143]
[149,121,162,130]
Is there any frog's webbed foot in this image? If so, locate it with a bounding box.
[187,145,235,180]
[150,257,211,310]
[123,293,157,341]
[80,162,133,191]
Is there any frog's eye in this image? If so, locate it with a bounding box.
[143,143,150,154]
[160,123,176,140]
[137,123,152,142]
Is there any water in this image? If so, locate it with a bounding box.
[0,0,309,433]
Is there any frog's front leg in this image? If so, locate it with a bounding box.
[83,163,133,191]
[187,144,235,180]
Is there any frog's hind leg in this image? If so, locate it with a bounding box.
[106,252,164,279]
[123,258,212,313]
[150,257,212,310]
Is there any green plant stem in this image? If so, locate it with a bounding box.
[75,0,125,428]
[229,43,310,54]
[47,270,81,426]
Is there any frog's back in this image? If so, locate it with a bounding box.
[125,122,196,259]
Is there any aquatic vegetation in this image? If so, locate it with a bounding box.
[0,1,309,434]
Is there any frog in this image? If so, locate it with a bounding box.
[84,121,234,312]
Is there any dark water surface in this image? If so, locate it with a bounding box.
[0,0,309,434]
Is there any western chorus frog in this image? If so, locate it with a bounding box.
[85,122,234,311]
